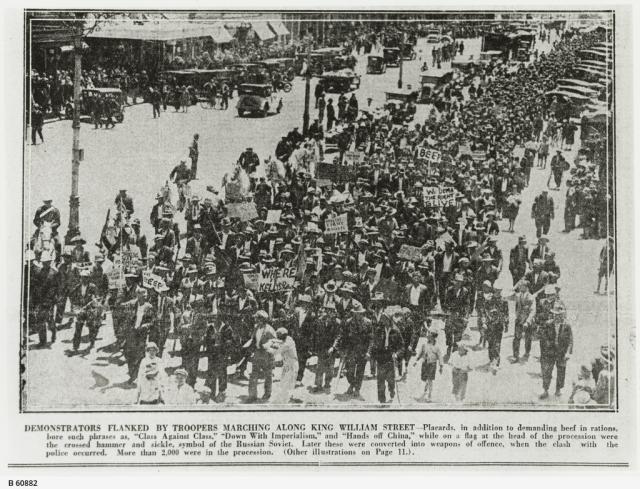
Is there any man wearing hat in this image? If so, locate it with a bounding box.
[120,287,156,383]
[369,313,403,404]
[165,368,196,405]
[538,302,573,400]
[247,310,276,402]
[68,269,102,352]
[292,294,316,385]
[54,251,75,326]
[531,189,554,238]
[443,273,472,359]
[238,147,260,175]
[504,280,536,362]
[529,235,551,263]
[114,189,134,217]
[204,314,234,402]
[509,236,529,286]
[525,259,549,296]
[31,251,59,347]
[32,198,61,236]
[148,284,175,358]
[480,283,509,372]
[312,302,341,394]
[592,346,615,405]
[335,300,371,398]
[135,342,167,405]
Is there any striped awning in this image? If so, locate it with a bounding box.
[268,20,290,37]
[251,21,276,41]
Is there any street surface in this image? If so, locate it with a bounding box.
[24,34,615,409]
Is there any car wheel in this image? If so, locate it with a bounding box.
[262,104,269,117]
[65,106,73,119]
[237,109,244,117]
[115,112,124,123]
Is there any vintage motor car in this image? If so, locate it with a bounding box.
[65,87,125,123]
[318,70,361,93]
[366,55,386,74]
[236,83,281,117]
[383,47,401,67]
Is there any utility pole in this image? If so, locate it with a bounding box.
[65,19,84,244]
[397,31,405,89]
[302,34,312,137]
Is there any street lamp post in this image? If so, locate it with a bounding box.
[302,35,312,137]
[397,32,405,89]
[65,22,84,244]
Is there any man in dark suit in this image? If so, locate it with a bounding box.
[68,270,102,352]
[204,314,235,402]
[443,273,471,358]
[31,253,59,347]
[312,303,341,393]
[538,303,573,399]
[336,301,372,398]
[524,259,549,296]
[122,287,156,383]
[529,235,551,263]
[434,240,459,308]
[369,314,403,403]
[509,235,529,285]
[531,189,554,238]
[247,310,276,402]
[293,295,316,384]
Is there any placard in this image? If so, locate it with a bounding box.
[415,147,442,165]
[344,150,365,166]
[423,186,457,207]
[244,267,297,293]
[397,244,423,262]
[265,209,282,224]
[106,257,125,289]
[226,202,258,221]
[142,269,167,292]
[324,213,349,234]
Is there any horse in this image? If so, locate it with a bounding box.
[31,221,59,262]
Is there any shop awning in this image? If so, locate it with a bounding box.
[210,24,233,43]
[252,21,276,41]
[87,21,233,43]
[268,20,290,37]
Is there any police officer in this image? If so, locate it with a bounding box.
[443,273,471,359]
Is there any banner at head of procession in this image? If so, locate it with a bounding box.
[243,266,297,293]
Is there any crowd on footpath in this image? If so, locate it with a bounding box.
[25,26,615,408]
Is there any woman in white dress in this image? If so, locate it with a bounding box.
[270,328,299,405]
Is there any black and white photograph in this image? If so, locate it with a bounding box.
[21,8,620,412]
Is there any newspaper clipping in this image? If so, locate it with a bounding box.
[3,3,637,475]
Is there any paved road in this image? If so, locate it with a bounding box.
[24,33,614,409]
